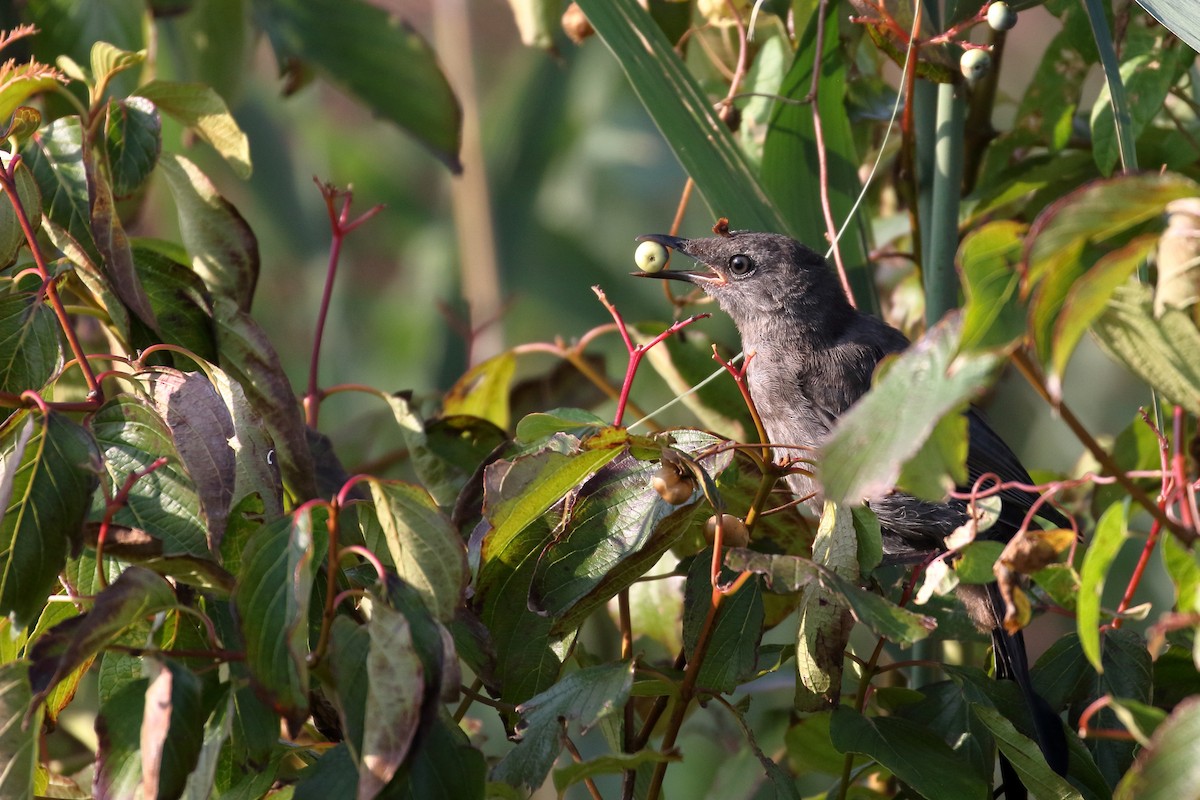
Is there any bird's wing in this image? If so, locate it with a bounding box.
[965,409,1070,532]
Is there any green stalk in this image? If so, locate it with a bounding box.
[924,81,965,326]
[1081,0,1139,174]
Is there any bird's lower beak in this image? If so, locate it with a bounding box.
[631,234,724,285]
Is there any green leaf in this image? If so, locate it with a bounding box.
[0,293,61,394]
[181,686,234,800]
[1092,281,1200,415]
[1114,697,1200,800]
[492,661,634,791]
[1133,0,1200,53]
[22,116,99,265]
[0,69,65,128]
[395,714,487,800]
[553,750,677,795]
[94,676,149,800]
[682,551,763,694]
[139,658,207,800]
[325,616,370,761]
[829,706,990,799]
[1109,697,1168,746]
[0,410,100,628]
[513,407,608,448]
[796,502,855,711]
[234,509,323,734]
[359,602,424,798]
[385,394,506,508]
[1078,501,1129,671]
[292,741,358,798]
[529,431,729,632]
[135,80,251,178]
[1013,10,1095,150]
[28,566,176,701]
[104,95,161,197]
[90,41,145,84]
[1050,235,1155,385]
[820,313,999,505]
[0,660,40,800]
[91,396,210,557]
[958,221,1027,353]
[785,712,847,775]
[971,703,1083,800]
[252,0,462,172]
[1024,172,1200,366]
[896,410,967,500]
[132,243,219,362]
[1090,39,1188,176]
[955,541,1005,584]
[366,479,466,622]
[158,154,259,311]
[574,0,789,233]
[441,352,517,431]
[1032,563,1081,612]
[1162,534,1200,614]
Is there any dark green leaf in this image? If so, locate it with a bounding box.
[574,0,789,233]
[91,396,210,557]
[135,80,251,178]
[492,661,634,791]
[682,551,763,694]
[132,244,219,363]
[215,296,316,499]
[233,509,323,734]
[971,703,1083,800]
[0,660,39,800]
[253,0,461,172]
[158,155,259,311]
[28,566,176,699]
[292,742,358,798]
[105,95,161,197]
[396,713,487,800]
[325,616,370,760]
[93,676,149,800]
[820,313,999,506]
[0,292,61,394]
[553,750,677,795]
[784,712,847,775]
[181,686,233,800]
[830,706,990,800]
[0,410,101,628]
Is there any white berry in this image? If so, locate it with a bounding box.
[960,48,992,83]
[635,240,670,273]
[987,2,1017,31]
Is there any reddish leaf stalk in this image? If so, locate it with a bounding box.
[305,181,384,429]
[95,456,170,588]
[1,154,102,404]
[592,286,708,427]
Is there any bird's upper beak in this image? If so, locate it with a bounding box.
[631,234,725,285]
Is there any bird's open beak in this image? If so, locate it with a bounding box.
[630,234,724,285]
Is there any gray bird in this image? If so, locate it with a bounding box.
[634,229,1069,794]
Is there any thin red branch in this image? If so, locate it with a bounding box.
[95,456,170,588]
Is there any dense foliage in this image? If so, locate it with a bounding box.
[1,0,1200,799]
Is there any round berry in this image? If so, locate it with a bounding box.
[960,48,992,83]
[635,240,670,273]
[651,464,695,505]
[704,513,750,548]
[986,2,1017,31]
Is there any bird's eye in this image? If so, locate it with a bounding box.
[728,254,754,276]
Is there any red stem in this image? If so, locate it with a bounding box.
[95,456,170,588]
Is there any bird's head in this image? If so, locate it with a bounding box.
[632,229,850,330]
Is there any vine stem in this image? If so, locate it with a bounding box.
[304,181,384,429]
[1011,348,1193,545]
[1,155,102,404]
[94,456,170,588]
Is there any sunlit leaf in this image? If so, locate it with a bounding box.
[1114,697,1200,800]
[104,95,161,198]
[136,80,251,178]
[366,479,467,622]
[1078,501,1130,671]
[441,352,517,431]
[0,155,43,267]
[0,660,39,800]
[1092,281,1200,415]
[958,221,1026,353]
[971,703,1083,800]
[0,410,100,628]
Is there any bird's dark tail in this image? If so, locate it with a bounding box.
[988,584,1069,798]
